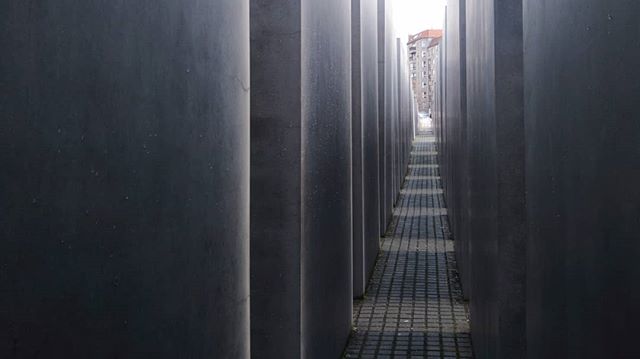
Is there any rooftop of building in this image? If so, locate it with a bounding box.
[407,29,443,46]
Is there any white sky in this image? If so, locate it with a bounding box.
[393,0,446,37]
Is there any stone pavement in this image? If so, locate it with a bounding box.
[344,133,473,358]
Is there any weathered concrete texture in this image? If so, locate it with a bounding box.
[353,0,381,299]
[250,0,302,358]
[524,1,640,358]
[464,0,526,357]
[0,1,249,358]
[300,0,353,357]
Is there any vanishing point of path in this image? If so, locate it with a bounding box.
[344,132,474,358]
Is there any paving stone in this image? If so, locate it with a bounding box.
[344,133,474,358]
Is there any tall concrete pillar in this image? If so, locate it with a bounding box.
[301,0,353,356]
[361,0,382,293]
[396,38,412,187]
[396,38,403,198]
[436,9,448,179]
[443,0,470,298]
[377,0,388,234]
[352,0,366,299]
[384,6,398,219]
[0,1,249,358]
[465,0,526,357]
[250,0,352,357]
[412,99,416,138]
[352,0,381,298]
[250,1,303,358]
[437,30,446,147]
[524,1,640,357]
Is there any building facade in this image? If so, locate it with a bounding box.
[408,29,442,115]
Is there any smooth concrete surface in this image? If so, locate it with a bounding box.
[397,39,413,184]
[361,0,382,294]
[251,0,353,357]
[378,0,407,234]
[465,0,526,357]
[377,0,388,235]
[383,2,398,230]
[352,0,365,298]
[301,0,353,357]
[434,9,446,170]
[437,1,640,358]
[524,1,640,358]
[395,39,403,198]
[0,1,250,358]
[392,37,412,215]
[353,0,381,299]
[250,0,302,357]
[442,0,471,299]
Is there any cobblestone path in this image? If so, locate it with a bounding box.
[344,133,473,358]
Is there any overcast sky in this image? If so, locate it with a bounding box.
[393,0,446,37]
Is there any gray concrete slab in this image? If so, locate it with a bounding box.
[361,0,382,295]
[250,0,353,357]
[465,0,526,357]
[353,0,381,299]
[396,39,403,200]
[442,0,470,300]
[301,0,353,357]
[352,0,366,299]
[438,1,640,357]
[0,1,250,357]
[250,0,302,357]
[524,1,640,357]
[383,4,397,230]
[378,0,389,234]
